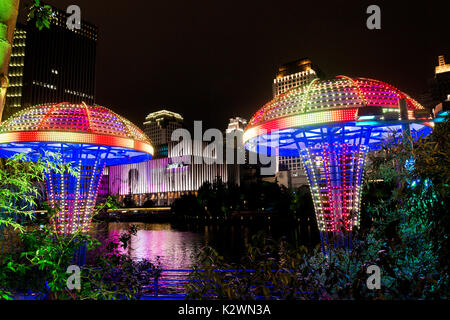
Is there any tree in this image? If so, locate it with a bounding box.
[0,153,72,233]
[412,117,450,286]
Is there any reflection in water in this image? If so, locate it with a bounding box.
[90,221,317,270]
[92,223,204,269]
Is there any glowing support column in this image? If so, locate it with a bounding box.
[299,142,369,254]
[45,156,108,236]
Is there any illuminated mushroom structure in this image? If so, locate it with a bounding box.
[0,102,154,235]
[243,76,435,253]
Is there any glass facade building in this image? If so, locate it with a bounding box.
[3,6,97,120]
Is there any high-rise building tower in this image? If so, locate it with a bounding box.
[225,117,247,158]
[143,109,184,147]
[4,26,26,117]
[274,58,319,188]
[224,117,248,186]
[272,58,318,97]
[3,6,97,120]
[433,55,450,103]
[420,55,450,111]
[226,117,247,134]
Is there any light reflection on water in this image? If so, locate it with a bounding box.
[90,221,316,270]
[91,222,205,269]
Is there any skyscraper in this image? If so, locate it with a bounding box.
[432,55,450,104]
[225,117,248,186]
[109,110,229,206]
[3,6,97,120]
[226,117,247,134]
[3,26,26,118]
[272,58,318,97]
[143,109,184,146]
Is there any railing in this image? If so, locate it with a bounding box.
[107,207,171,213]
[142,269,191,300]
[141,268,312,300]
[12,268,312,300]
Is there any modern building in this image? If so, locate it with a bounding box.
[432,55,450,104]
[108,139,229,206]
[3,26,26,118]
[273,58,319,188]
[3,7,97,120]
[107,110,234,206]
[225,117,247,161]
[143,110,184,147]
[272,57,318,97]
[226,117,247,134]
[420,55,450,110]
[224,117,248,186]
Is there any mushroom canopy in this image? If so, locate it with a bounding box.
[0,102,154,165]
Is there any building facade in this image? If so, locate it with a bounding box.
[3,7,97,120]
[272,58,318,97]
[224,117,248,186]
[143,110,184,146]
[432,55,450,104]
[106,110,236,206]
[226,117,247,134]
[107,141,229,206]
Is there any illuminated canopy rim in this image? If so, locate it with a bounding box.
[0,102,154,165]
[244,76,434,155]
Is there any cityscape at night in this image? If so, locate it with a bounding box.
[0,0,449,315]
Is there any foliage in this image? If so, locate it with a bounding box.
[290,185,316,221]
[362,118,450,298]
[186,232,376,300]
[186,229,440,300]
[81,224,161,300]
[94,195,121,219]
[0,224,161,300]
[0,227,96,299]
[187,118,450,300]
[412,117,450,280]
[0,152,76,233]
[172,177,315,220]
[27,0,53,31]
[0,152,77,299]
[142,199,155,208]
[172,193,205,218]
[121,196,137,208]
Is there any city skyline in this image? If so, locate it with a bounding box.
[15,0,449,132]
[0,0,448,305]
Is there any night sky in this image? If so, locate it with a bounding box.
[19,0,450,131]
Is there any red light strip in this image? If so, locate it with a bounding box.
[243,108,358,143]
[0,131,154,155]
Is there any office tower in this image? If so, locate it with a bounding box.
[226,117,247,134]
[272,58,318,97]
[3,26,26,117]
[143,109,184,147]
[225,117,248,186]
[3,6,97,120]
[432,55,450,104]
